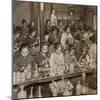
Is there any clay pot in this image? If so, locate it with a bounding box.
[13,72,16,84]
[29,87,34,98]
[34,64,39,79]
[17,85,27,99]
[81,85,88,94]
[38,85,42,97]
[16,71,21,83]
[69,63,75,73]
[20,72,26,82]
[76,81,82,95]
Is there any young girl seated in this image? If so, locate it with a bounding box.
[79,46,90,71]
[69,48,80,73]
[49,43,65,76]
[36,43,50,78]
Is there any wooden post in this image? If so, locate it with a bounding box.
[40,3,44,43]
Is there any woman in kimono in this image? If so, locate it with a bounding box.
[50,10,58,27]
[49,43,65,77]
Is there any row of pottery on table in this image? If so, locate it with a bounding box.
[13,64,39,84]
[49,72,88,96]
[17,85,42,99]
[16,72,88,99]
[13,60,93,84]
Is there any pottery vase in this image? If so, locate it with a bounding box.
[38,85,42,97]
[76,81,82,95]
[16,71,21,83]
[17,85,27,99]
[21,72,26,82]
[34,64,39,79]
[29,87,34,98]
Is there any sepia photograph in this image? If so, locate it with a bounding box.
[12,0,97,99]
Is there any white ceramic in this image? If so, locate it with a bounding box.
[63,90,71,96]
[38,85,42,97]
[27,71,32,80]
[21,72,26,82]
[16,71,21,83]
[69,63,75,73]
[13,72,16,84]
[49,82,58,96]
[34,64,39,78]
[82,72,86,84]
[17,85,27,99]
[29,87,34,98]
[81,85,88,94]
[76,81,82,95]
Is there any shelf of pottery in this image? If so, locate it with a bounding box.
[13,63,96,99]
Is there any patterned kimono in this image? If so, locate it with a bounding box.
[49,52,65,77]
[36,52,50,78]
[14,54,34,72]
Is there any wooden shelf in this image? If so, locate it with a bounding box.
[13,71,93,87]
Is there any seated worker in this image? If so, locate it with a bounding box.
[36,42,50,78]
[49,43,65,76]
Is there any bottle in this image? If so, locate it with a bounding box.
[38,85,42,97]
[21,72,26,82]
[13,72,16,84]
[29,87,34,98]
[34,64,39,79]
[82,72,86,85]
[16,71,21,83]
[81,85,87,94]
[76,81,82,95]
[17,85,27,99]
[69,63,75,73]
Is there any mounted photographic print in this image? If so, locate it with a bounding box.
[12,0,97,99]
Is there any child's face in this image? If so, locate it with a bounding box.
[41,45,48,54]
[21,47,29,57]
[14,43,20,52]
[70,49,75,55]
[53,29,57,35]
[22,22,27,28]
[15,33,20,40]
[59,22,63,26]
[32,31,36,37]
[47,21,50,26]
[56,46,62,54]
[69,38,73,44]
[66,27,70,33]
[65,50,69,54]
[31,21,35,27]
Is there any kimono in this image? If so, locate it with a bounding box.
[49,52,65,77]
[61,32,73,47]
[48,33,60,55]
[50,13,57,26]
[14,54,34,72]
[36,52,50,78]
[88,43,96,69]
[79,54,90,71]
